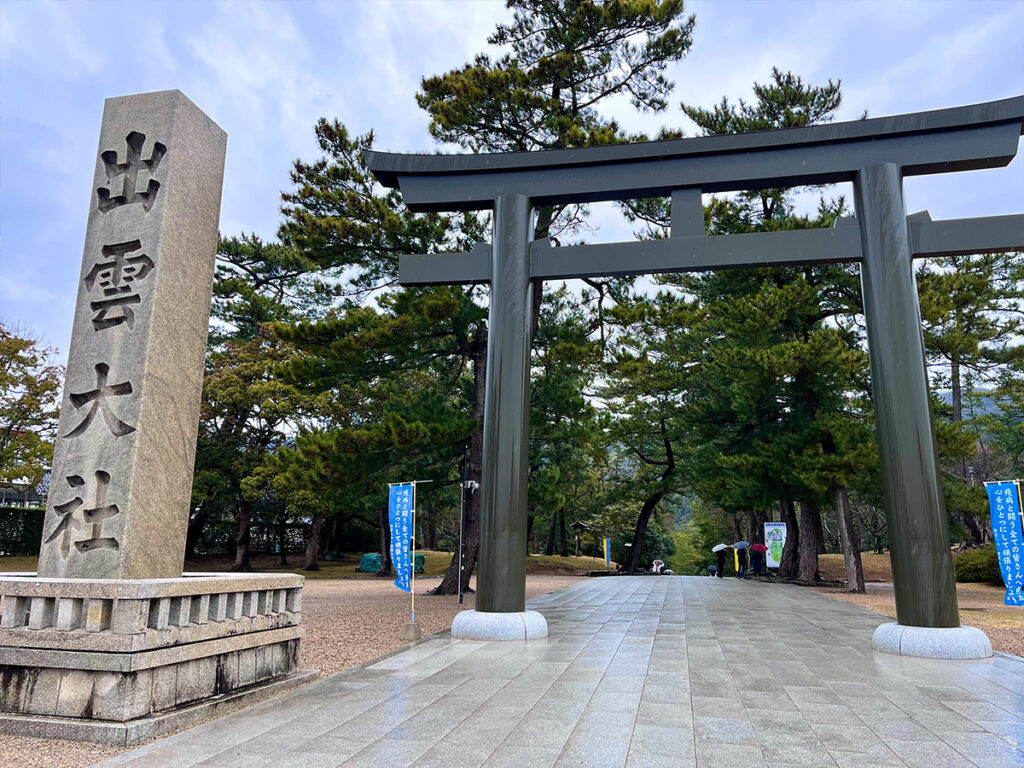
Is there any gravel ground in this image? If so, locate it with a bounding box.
[0,574,582,768]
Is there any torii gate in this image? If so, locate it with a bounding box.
[366,97,1024,657]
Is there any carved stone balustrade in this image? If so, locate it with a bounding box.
[0,573,315,745]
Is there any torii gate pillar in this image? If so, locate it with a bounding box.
[452,194,548,640]
[857,164,989,657]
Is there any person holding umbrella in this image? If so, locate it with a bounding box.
[750,542,769,577]
[712,544,729,578]
[733,541,750,578]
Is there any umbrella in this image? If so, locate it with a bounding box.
[711,543,731,552]
[750,543,769,553]
[733,540,751,549]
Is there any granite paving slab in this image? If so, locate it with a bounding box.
[97,577,1024,768]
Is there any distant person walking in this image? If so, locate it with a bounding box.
[750,548,764,577]
[715,548,727,578]
[737,547,748,578]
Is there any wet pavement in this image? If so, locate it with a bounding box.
[98,576,1024,768]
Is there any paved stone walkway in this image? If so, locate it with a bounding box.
[99,577,1024,768]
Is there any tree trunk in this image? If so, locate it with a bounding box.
[277,513,288,566]
[185,507,203,560]
[623,492,664,572]
[961,515,984,547]
[431,325,486,595]
[424,519,438,551]
[750,509,768,544]
[543,512,557,556]
[558,509,568,557]
[951,354,981,545]
[833,484,865,593]
[779,499,799,579]
[951,355,962,423]
[303,514,323,571]
[798,499,823,583]
[231,500,252,572]
[623,419,675,573]
[376,505,392,577]
[869,508,886,554]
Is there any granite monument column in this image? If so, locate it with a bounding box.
[37,90,226,580]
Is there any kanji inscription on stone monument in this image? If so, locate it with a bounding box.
[37,90,227,579]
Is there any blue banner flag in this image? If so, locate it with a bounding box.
[604,538,611,568]
[388,483,414,593]
[984,481,1024,606]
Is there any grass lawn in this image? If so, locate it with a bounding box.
[0,556,36,572]
[818,551,897,582]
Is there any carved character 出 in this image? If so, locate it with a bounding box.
[97,131,166,213]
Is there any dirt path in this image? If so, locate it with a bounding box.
[0,574,583,768]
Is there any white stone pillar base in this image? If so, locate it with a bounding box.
[872,622,992,659]
[451,610,548,640]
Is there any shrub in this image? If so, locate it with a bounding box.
[0,506,45,557]
[953,545,1005,585]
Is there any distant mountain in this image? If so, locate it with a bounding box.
[935,390,1002,418]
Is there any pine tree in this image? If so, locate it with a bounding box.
[918,251,1024,544]
[619,70,871,589]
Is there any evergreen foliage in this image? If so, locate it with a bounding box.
[953,545,1005,585]
[166,9,1024,590]
[0,323,62,487]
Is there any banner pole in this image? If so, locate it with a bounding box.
[459,445,467,604]
[411,481,417,624]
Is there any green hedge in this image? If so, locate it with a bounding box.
[0,506,45,557]
[953,545,1005,585]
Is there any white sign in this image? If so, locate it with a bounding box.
[764,522,787,568]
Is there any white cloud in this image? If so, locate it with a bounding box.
[0,0,106,76]
[0,0,1021,363]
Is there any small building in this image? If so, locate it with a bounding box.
[0,471,49,508]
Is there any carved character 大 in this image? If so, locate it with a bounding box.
[64,363,136,438]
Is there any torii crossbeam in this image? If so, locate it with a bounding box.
[366,97,1024,656]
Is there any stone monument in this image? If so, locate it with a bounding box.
[0,90,315,745]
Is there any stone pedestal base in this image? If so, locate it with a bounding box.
[0,572,316,745]
[451,609,548,640]
[872,622,993,659]
[402,622,421,641]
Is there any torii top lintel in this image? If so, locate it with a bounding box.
[365,96,1024,212]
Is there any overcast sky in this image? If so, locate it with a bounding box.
[1,0,1022,361]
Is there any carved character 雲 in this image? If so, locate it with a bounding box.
[84,240,154,330]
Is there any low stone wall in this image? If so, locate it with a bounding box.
[0,572,315,744]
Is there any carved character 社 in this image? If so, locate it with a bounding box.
[44,470,120,559]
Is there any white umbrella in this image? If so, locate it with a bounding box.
[711,543,730,552]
